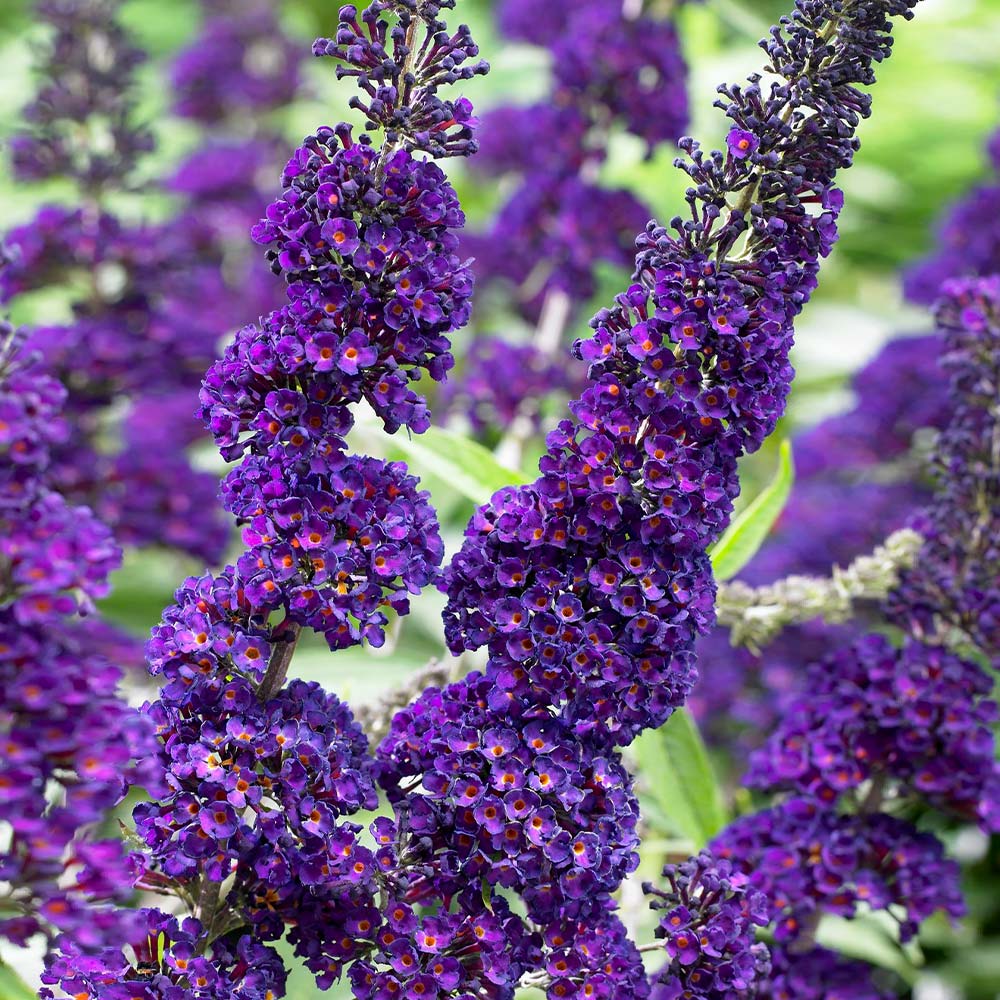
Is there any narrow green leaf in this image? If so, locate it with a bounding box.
[816,914,921,985]
[0,963,38,1000]
[709,439,794,582]
[632,708,728,848]
[385,426,530,505]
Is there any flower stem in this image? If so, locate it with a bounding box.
[256,620,302,703]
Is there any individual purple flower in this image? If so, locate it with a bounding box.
[727,128,760,160]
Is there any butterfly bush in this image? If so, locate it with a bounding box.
[39,1,490,995]
[30,0,940,997]
[0,324,156,953]
[703,184,1000,991]
[0,0,230,564]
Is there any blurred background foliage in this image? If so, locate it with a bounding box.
[2,0,999,994]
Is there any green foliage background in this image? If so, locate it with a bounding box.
[1,0,999,994]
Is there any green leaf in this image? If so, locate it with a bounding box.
[816,913,921,985]
[632,708,728,848]
[0,963,38,1000]
[385,426,530,505]
[709,439,794,582]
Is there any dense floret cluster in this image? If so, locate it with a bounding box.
[378,673,640,922]
[40,908,288,1000]
[888,275,1000,651]
[646,852,771,998]
[711,800,965,944]
[746,633,1000,827]
[0,325,154,952]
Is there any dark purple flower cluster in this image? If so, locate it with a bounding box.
[377,673,640,923]
[1,0,235,564]
[0,325,155,951]
[224,455,443,650]
[342,891,537,1000]
[746,633,1000,828]
[646,851,771,999]
[313,1,488,159]
[8,0,153,188]
[760,945,893,1000]
[30,0,922,990]
[534,905,650,1000]
[1,213,232,562]
[203,128,472,441]
[711,799,964,944]
[1,208,230,397]
[887,275,1000,653]
[78,3,496,993]
[1,619,153,949]
[40,907,287,1000]
[1,490,119,624]
[443,0,920,748]
[135,666,377,915]
[794,335,950,481]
